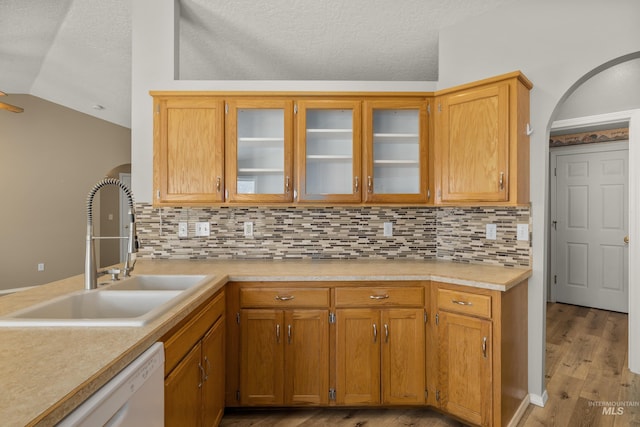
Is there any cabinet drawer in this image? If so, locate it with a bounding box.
[240,288,330,308]
[163,290,225,375]
[335,287,424,307]
[437,288,491,318]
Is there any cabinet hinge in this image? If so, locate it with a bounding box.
[329,388,336,401]
[294,104,298,114]
[424,390,429,399]
[236,390,240,402]
[435,313,439,325]
[236,312,241,324]
[436,390,440,402]
[329,312,336,324]
[225,103,229,114]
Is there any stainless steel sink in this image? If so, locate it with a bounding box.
[103,274,211,291]
[0,274,215,327]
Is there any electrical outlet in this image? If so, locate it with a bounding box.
[383,222,393,237]
[517,224,529,241]
[178,222,188,238]
[244,221,254,238]
[486,224,497,240]
[195,222,210,237]
[37,263,45,272]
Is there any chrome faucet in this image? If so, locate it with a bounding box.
[85,178,139,290]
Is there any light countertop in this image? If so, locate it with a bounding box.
[0,259,531,427]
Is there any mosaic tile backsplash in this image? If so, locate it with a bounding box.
[136,204,531,267]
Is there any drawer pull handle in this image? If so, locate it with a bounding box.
[288,324,292,344]
[452,300,472,306]
[275,295,295,301]
[276,324,280,343]
[370,294,390,300]
[373,323,377,342]
[384,323,389,343]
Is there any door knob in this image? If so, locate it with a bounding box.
[624,236,629,244]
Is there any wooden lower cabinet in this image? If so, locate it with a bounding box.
[240,308,329,406]
[432,281,528,427]
[335,308,425,405]
[227,280,528,427]
[163,290,226,427]
[437,311,492,426]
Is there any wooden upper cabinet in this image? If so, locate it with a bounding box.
[225,99,294,203]
[154,96,225,205]
[363,100,429,203]
[434,72,531,205]
[296,100,362,203]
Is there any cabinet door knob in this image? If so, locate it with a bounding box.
[287,324,292,344]
[373,323,377,343]
[384,323,389,343]
[285,176,291,193]
[216,177,221,192]
[354,176,359,193]
[276,324,281,343]
[499,172,504,190]
[367,176,373,193]
[624,236,629,244]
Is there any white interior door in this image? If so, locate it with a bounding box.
[553,144,629,313]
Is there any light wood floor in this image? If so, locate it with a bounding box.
[220,303,640,427]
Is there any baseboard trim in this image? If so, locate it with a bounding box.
[529,390,548,407]
[506,394,531,427]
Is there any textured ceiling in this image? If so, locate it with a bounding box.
[0,0,516,128]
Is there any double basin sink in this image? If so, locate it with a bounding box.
[0,275,215,327]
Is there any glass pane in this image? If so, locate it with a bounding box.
[237,109,285,194]
[372,109,420,194]
[305,109,353,195]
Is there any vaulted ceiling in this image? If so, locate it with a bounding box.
[0,0,517,128]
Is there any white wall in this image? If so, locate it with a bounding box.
[555,57,640,120]
[438,0,640,403]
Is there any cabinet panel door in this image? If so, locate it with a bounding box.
[202,318,225,427]
[381,308,425,405]
[225,99,294,202]
[438,311,492,427]
[155,97,225,204]
[240,310,285,405]
[438,84,509,202]
[165,343,202,427]
[284,310,329,405]
[363,100,429,203]
[335,309,380,405]
[296,100,362,203]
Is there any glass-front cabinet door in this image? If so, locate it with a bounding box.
[363,100,429,203]
[225,99,294,202]
[296,100,362,203]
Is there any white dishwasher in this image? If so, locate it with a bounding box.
[58,342,164,427]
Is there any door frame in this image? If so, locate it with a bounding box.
[550,109,640,374]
